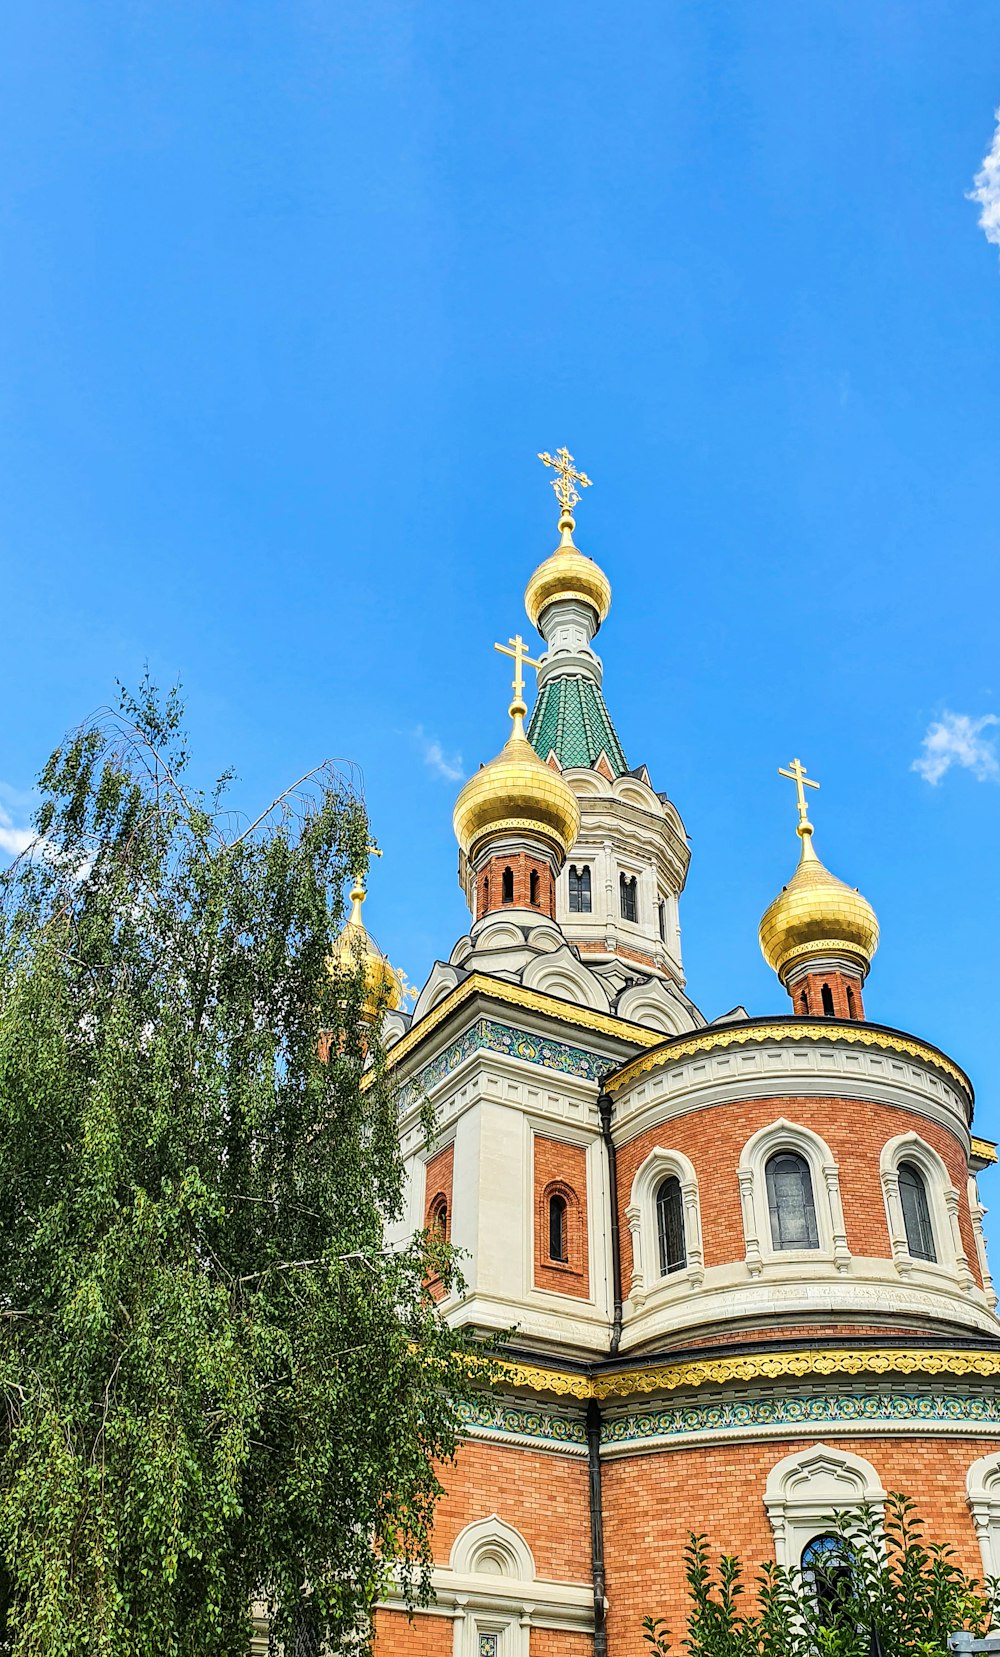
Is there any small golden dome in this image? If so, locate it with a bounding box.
[453,699,581,864]
[332,881,401,1014]
[759,825,880,983]
[524,513,612,633]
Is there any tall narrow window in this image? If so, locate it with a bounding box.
[765,1152,819,1250]
[529,869,540,906]
[620,873,638,922]
[568,865,592,913]
[548,1193,568,1262]
[429,1195,449,1241]
[898,1161,936,1261]
[482,875,489,909]
[658,899,667,942]
[799,989,809,1015]
[801,1534,852,1623]
[846,984,856,1020]
[656,1175,686,1275]
[501,866,514,904]
[821,983,835,1016]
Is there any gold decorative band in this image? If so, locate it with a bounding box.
[605,1020,972,1100]
[495,1346,1000,1402]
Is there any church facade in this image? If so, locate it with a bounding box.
[367,453,1000,1655]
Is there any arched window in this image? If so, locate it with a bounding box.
[656,1175,686,1275]
[821,982,835,1016]
[529,869,540,906]
[548,1193,568,1262]
[620,873,638,922]
[765,1152,819,1250]
[501,866,514,904]
[482,875,489,909]
[801,1534,852,1622]
[798,989,809,1015]
[568,865,592,913]
[429,1195,449,1241]
[658,900,667,942]
[898,1160,936,1261]
[845,983,856,1019]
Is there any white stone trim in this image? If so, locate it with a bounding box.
[970,1175,998,1310]
[764,1444,886,1569]
[880,1132,974,1290]
[626,1146,704,1303]
[737,1119,851,1277]
[379,1515,593,1645]
[967,1451,1000,1577]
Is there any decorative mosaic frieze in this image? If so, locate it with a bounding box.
[396,1018,615,1111]
[603,1389,1000,1446]
[456,1397,587,1452]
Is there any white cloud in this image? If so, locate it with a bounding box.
[0,804,35,858]
[413,726,464,783]
[969,108,1000,251]
[912,711,1000,785]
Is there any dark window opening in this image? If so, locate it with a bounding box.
[656,1175,687,1275]
[501,866,514,904]
[899,1160,936,1261]
[529,869,540,906]
[801,1534,853,1624]
[766,1151,819,1250]
[548,1193,568,1262]
[658,900,667,942]
[482,876,489,909]
[620,873,638,923]
[846,983,856,1019]
[821,982,835,1016]
[429,1196,449,1240]
[799,989,809,1015]
[569,865,592,913]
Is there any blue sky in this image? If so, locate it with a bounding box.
[3,5,1000,1168]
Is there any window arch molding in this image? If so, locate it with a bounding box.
[764,1444,886,1570]
[967,1450,1000,1578]
[880,1132,974,1288]
[625,1146,704,1303]
[737,1119,850,1277]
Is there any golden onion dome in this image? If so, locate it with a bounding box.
[759,822,880,983]
[332,881,401,1014]
[524,512,612,634]
[453,696,581,864]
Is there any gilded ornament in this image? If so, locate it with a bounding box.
[330,867,401,1015]
[525,447,612,631]
[758,759,879,982]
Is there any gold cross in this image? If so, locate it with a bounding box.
[495,634,541,704]
[778,757,820,828]
[538,447,593,515]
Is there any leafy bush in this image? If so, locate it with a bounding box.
[643,1493,999,1656]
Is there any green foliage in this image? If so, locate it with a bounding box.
[0,681,485,1656]
[645,1493,1000,1656]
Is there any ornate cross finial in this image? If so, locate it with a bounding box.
[538,447,593,518]
[778,757,820,832]
[495,633,541,707]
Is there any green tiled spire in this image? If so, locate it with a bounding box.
[527,676,628,776]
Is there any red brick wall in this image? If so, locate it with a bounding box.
[534,1136,590,1299]
[376,1615,592,1654]
[427,1439,592,1581]
[478,851,556,920]
[602,1433,997,1648]
[616,1096,981,1292]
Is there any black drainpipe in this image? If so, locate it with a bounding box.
[587,1398,608,1656]
[598,1091,623,1356]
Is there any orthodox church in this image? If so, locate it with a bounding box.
[359,452,1000,1655]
